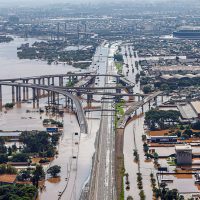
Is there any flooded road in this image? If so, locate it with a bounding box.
[0,36,105,199]
[121,44,174,199]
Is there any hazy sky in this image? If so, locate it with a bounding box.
[0,0,196,7]
[0,0,173,5]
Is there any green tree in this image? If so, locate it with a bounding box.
[114,53,123,62]
[143,143,149,153]
[47,165,61,177]
[11,144,17,152]
[51,134,60,146]
[143,85,152,94]
[11,153,28,162]
[160,83,170,91]
[0,154,8,164]
[145,109,180,130]
[32,165,45,187]
[0,164,17,174]
[0,138,7,154]
[8,147,12,156]
[0,184,37,199]
[17,169,31,181]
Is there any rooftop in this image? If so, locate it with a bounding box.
[191,101,200,114]
[175,145,192,151]
[177,26,200,31]
[0,174,17,183]
[160,73,200,80]
[0,132,21,137]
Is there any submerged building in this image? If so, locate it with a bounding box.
[175,145,192,165]
[173,26,200,39]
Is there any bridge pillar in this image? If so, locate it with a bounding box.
[59,77,63,87]
[47,77,50,86]
[67,97,70,108]
[33,79,36,85]
[38,79,41,97]
[36,89,40,108]
[116,76,120,84]
[23,80,26,101]
[50,91,53,105]
[87,94,93,107]
[26,80,29,100]
[48,91,50,106]
[57,93,60,106]
[42,78,45,96]
[161,95,164,103]
[148,101,151,110]
[65,97,68,107]
[16,86,19,102]
[76,91,81,97]
[71,99,74,111]
[12,82,15,104]
[32,88,36,108]
[154,97,157,106]
[0,85,2,111]
[52,77,55,86]
[18,86,21,102]
[52,92,55,105]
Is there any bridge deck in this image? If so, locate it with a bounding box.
[0,82,88,134]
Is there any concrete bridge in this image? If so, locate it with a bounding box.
[0,82,88,134]
[117,91,163,129]
[0,72,121,82]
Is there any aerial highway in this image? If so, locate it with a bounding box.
[88,44,117,200]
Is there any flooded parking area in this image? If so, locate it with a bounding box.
[158,174,199,194]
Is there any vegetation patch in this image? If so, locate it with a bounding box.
[0,184,37,200]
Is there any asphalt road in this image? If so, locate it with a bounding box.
[89,43,118,200]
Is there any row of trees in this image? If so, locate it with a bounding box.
[145,109,180,130]
[114,53,124,62]
[0,131,60,164]
[17,164,61,186]
[43,119,63,127]
[0,164,17,175]
[19,131,60,157]
[154,183,184,200]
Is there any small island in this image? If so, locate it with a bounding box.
[17,40,98,68]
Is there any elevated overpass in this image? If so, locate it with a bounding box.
[0,82,88,134]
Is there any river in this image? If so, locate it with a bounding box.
[0,36,78,104]
[0,36,100,200]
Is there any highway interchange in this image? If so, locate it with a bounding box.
[0,41,163,200]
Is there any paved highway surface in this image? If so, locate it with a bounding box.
[89,43,117,200]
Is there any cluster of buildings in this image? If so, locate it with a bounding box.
[158,101,200,122]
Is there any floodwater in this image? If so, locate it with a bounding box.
[0,36,77,104]
[0,36,103,200]
[121,46,173,199]
[121,45,141,94]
